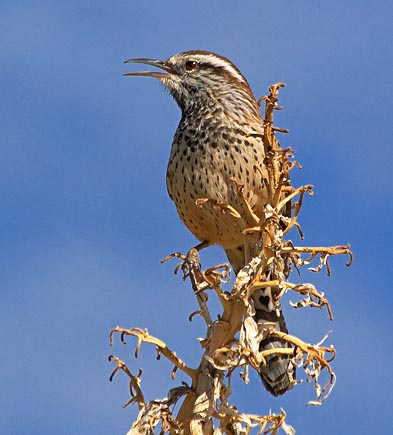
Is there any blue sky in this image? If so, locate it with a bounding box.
[1,1,392,434]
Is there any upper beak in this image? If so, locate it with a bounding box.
[123,58,175,79]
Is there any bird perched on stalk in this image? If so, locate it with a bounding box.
[124,50,295,396]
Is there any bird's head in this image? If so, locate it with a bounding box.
[124,50,262,122]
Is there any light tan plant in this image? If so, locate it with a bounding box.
[109,83,352,435]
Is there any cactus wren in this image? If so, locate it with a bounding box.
[124,50,295,396]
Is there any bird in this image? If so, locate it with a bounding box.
[124,50,295,396]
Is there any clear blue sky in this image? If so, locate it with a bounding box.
[1,1,392,434]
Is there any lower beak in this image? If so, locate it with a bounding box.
[123,58,175,79]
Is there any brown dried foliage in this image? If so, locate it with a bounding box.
[109,83,352,435]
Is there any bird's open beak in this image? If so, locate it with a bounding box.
[123,58,175,79]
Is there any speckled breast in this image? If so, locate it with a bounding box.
[166,120,267,250]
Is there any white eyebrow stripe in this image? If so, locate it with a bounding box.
[193,54,246,83]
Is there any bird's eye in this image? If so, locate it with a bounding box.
[185,60,198,71]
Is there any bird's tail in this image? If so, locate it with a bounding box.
[252,285,296,396]
[226,247,296,396]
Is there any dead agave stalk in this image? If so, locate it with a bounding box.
[109,83,352,435]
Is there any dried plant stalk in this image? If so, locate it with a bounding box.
[110,84,352,435]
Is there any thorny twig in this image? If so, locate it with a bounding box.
[108,355,145,409]
[161,249,230,326]
[110,326,198,382]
